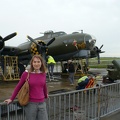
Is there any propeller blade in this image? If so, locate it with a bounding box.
[100,44,103,49]
[46,38,55,46]
[100,51,105,53]
[0,36,2,40]
[3,32,17,41]
[27,35,40,46]
[42,52,47,62]
[97,53,100,64]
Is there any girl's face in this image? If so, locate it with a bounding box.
[32,57,41,71]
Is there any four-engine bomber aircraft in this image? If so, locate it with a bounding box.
[0,30,104,75]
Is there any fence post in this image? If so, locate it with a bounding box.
[97,85,101,120]
[0,105,1,120]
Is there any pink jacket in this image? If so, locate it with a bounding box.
[10,71,48,103]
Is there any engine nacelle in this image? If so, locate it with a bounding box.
[30,40,48,55]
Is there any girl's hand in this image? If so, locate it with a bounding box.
[4,99,12,104]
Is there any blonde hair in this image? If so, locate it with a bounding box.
[29,55,47,73]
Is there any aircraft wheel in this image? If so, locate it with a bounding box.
[18,63,25,76]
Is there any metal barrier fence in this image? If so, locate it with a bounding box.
[0,82,120,120]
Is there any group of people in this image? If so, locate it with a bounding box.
[4,55,92,120]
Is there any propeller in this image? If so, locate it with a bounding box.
[94,44,104,64]
[27,36,55,62]
[0,32,17,52]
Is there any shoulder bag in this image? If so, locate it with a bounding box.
[18,72,30,106]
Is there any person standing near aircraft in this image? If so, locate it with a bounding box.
[47,55,56,77]
[83,62,88,74]
[67,60,75,85]
[4,55,48,120]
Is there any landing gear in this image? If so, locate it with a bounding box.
[61,59,88,78]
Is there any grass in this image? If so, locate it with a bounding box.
[86,57,120,68]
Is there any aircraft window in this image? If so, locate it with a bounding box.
[54,32,67,36]
[84,35,92,41]
[89,39,96,45]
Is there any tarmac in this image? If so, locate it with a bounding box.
[100,109,120,120]
[0,68,107,102]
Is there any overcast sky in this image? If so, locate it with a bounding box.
[1,0,120,57]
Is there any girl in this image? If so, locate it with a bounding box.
[4,55,48,120]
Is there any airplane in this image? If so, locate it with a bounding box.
[0,30,104,76]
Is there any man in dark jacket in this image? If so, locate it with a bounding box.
[68,60,75,85]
